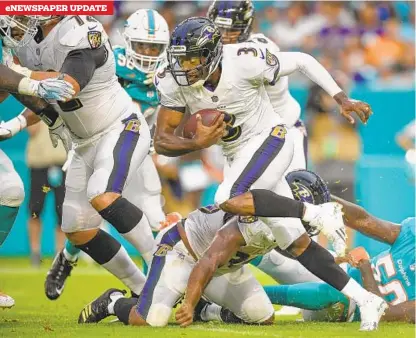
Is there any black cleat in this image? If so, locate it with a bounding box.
[44,251,77,300]
[193,298,211,322]
[78,288,126,324]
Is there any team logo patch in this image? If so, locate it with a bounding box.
[238,215,258,224]
[196,25,219,47]
[154,244,173,257]
[265,48,278,66]
[87,31,102,49]
[290,182,314,204]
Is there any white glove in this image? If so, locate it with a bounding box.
[0,115,27,141]
[47,116,73,153]
[143,71,155,86]
[18,77,75,101]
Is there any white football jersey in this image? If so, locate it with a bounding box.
[15,16,135,139]
[249,33,301,128]
[185,206,278,275]
[155,43,284,158]
[1,46,13,66]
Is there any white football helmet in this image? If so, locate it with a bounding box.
[0,15,38,48]
[123,9,169,73]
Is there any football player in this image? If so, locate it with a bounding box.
[1,15,155,299]
[207,0,309,172]
[207,2,320,309]
[153,17,383,330]
[78,172,385,330]
[43,9,181,300]
[0,16,74,101]
[264,198,415,324]
[0,18,75,308]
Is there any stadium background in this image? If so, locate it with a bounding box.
[0,1,414,260]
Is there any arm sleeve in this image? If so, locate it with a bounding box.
[275,52,342,97]
[60,46,107,90]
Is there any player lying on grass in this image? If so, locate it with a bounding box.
[264,197,415,324]
[79,171,387,331]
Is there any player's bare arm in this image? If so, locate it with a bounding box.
[275,52,372,124]
[351,249,414,323]
[331,195,401,245]
[175,221,244,327]
[154,106,225,157]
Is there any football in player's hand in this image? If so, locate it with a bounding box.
[183,109,223,139]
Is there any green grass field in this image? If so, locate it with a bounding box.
[0,258,414,338]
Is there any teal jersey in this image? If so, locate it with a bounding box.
[113,46,159,117]
[347,217,416,321]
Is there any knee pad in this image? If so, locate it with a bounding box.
[0,174,25,207]
[145,304,172,327]
[241,292,274,324]
[61,200,102,233]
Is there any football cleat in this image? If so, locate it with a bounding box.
[193,298,211,322]
[308,202,347,256]
[44,250,77,300]
[0,292,15,309]
[358,293,388,331]
[78,288,126,324]
[275,306,301,316]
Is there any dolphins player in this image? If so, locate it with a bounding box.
[265,197,415,324]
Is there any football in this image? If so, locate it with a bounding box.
[182,109,223,139]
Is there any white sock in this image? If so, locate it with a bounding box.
[107,293,125,315]
[302,203,320,222]
[200,303,223,322]
[340,278,370,307]
[257,251,320,284]
[102,246,146,295]
[121,214,155,266]
[63,248,79,262]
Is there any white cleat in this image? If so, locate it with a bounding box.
[359,293,388,331]
[308,202,347,256]
[0,292,15,309]
[275,306,301,316]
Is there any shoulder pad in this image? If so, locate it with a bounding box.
[59,16,108,49]
[249,33,280,51]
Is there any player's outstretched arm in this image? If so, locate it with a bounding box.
[331,195,400,245]
[0,64,74,101]
[175,221,245,327]
[275,52,372,124]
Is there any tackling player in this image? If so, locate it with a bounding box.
[42,9,180,301]
[264,197,415,324]
[1,15,156,299]
[77,172,386,331]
